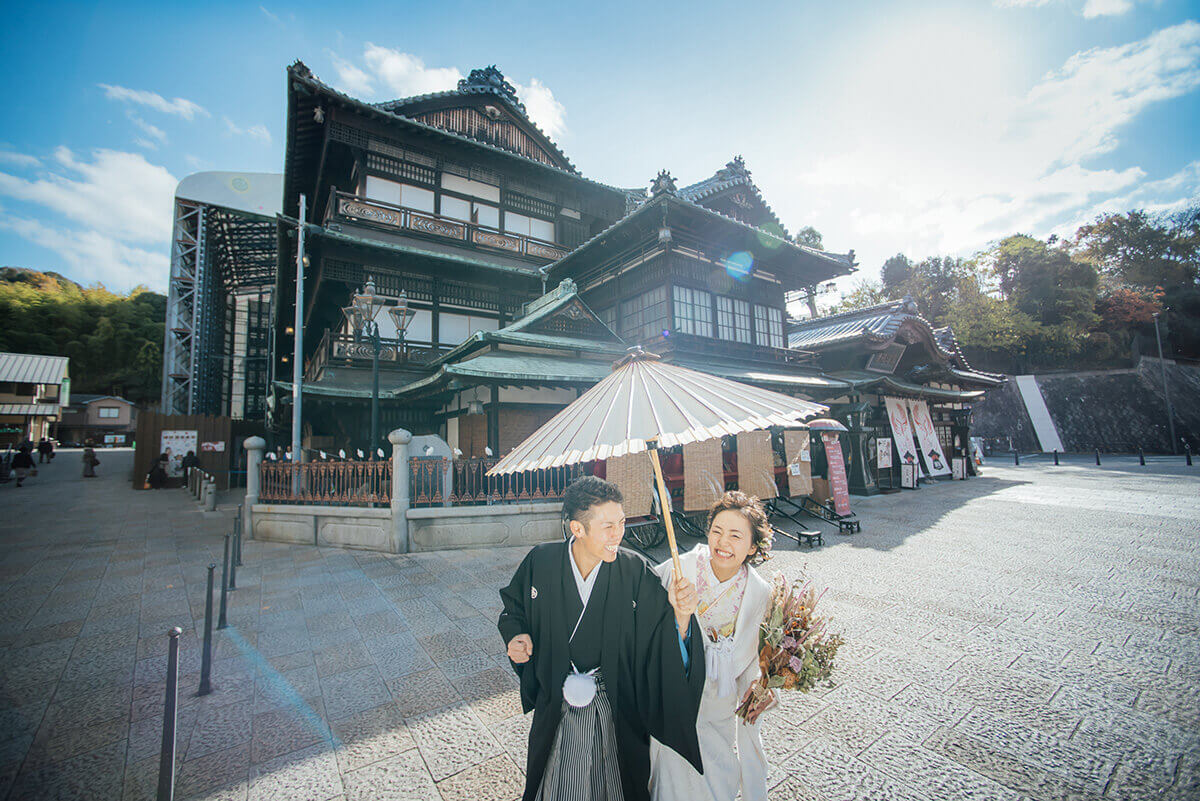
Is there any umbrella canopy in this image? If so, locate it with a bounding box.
[489,349,827,475]
[806,417,848,432]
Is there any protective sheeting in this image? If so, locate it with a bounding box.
[487,352,826,475]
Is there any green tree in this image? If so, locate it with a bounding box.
[1073,207,1200,289]
[794,226,823,249]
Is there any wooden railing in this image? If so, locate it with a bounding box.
[326,190,570,262]
[259,460,391,506]
[411,457,587,506]
[304,328,448,382]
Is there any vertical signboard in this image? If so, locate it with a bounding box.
[883,397,920,470]
[876,437,893,469]
[909,400,951,476]
[161,429,198,477]
[822,433,851,516]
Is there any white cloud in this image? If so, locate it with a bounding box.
[223,118,272,145]
[0,147,177,244]
[329,50,375,97]
[776,21,1200,281]
[128,113,167,148]
[98,84,208,120]
[259,5,281,24]
[0,150,39,168]
[514,77,568,140]
[993,0,1052,7]
[0,215,166,290]
[362,45,461,98]
[995,0,1148,16]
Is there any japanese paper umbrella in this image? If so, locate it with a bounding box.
[487,348,827,574]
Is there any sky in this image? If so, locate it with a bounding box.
[0,0,1197,298]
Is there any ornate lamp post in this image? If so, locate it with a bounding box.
[343,281,415,459]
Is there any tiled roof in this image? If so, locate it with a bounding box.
[677,157,788,236]
[0,353,69,384]
[0,403,60,416]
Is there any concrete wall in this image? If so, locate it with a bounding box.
[251,500,564,553]
[972,357,1200,453]
[407,502,564,552]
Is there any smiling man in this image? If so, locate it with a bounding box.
[498,475,706,801]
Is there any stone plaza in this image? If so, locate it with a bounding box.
[0,450,1197,800]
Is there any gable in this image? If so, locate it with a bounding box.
[407,103,564,168]
[522,296,619,340]
[694,186,779,229]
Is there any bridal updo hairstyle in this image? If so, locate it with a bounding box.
[706,490,773,565]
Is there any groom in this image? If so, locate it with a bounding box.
[498,475,706,801]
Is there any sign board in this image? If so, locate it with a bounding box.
[876,437,893,469]
[103,434,121,445]
[900,462,919,489]
[952,457,967,480]
[200,441,225,452]
[865,343,905,374]
[909,400,951,476]
[883,397,921,470]
[783,429,812,497]
[160,430,198,477]
[822,433,851,516]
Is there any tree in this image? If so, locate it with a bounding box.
[1074,207,1200,289]
[827,279,887,313]
[880,253,913,297]
[794,226,823,249]
[988,235,1099,330]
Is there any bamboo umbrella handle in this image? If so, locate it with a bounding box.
[647,447,682,579]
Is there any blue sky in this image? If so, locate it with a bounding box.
[1,0,1197,297]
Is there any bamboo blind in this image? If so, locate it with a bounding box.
[736,430,778,500]
[605,452,653,518]
[783,429,813,498]
[683,438,725,512]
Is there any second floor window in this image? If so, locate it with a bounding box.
[754,304,785,348]
[504,211,555,243]
[672,286,713,338]
[98,407,120,419]
[716,297,752,344]
[621,286,669,344]
[365,176,434,213]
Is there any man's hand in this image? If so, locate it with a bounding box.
[507,633,533,664]
[667,571,698,633]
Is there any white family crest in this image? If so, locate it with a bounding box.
[531,586,538,599]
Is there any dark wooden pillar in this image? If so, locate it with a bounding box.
[487,384,500,457]
[431,278,441,348]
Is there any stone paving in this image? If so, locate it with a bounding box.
[0,449,1197,800]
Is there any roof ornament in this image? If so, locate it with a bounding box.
[901,296,919,315]
[289,60,313,79]
[716,155,750,181]
[458,66,525,112]
[650,170,678,197]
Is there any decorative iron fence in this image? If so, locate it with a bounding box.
[411,457,587,506]
[259,460,392,506]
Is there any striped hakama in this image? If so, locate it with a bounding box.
[536,675,625,801]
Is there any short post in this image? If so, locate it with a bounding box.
[156,626,182,801]
[243,437,266,540]
[199,564,215,696]
[1053,449,1059,466]
[1186,444,1193,466]
[228,529,238,591]
[1139,448,1145,466]
[389,429,413,554]
[1013,450,1019,466]
[1095,449,1101,466]
[203,476,216,511]
[234,505,244,566]
[218,535,230,630]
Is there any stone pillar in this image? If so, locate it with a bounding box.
[389,429,413,554]
[244,437,266,539]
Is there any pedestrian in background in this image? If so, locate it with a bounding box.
[12,445,35,488]
[82,441,99,478]
[37,438,52,463]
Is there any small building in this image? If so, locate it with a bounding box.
[0,352,70,447]
[57,394,139,447]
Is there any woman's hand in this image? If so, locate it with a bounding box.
[667,571,698,633]
[739,683,778,724]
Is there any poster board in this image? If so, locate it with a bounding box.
[782,429,812,498]
[952,458,967,480]
[883,397,921,472]
[822,433,852,516]
[161,430,198,477]
[900,462,919,489]
[736,430,778,501]
[909,400,951,476]
[876,437,893,469]
[682,438,724,512]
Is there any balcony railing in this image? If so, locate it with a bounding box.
[305,328,448,382]
[326,190,570,262]
[411,457,587,506]
[259,460,391,506]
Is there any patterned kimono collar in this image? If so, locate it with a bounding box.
[695,545,748,643]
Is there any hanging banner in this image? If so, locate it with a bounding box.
[909,400,951,476]
[160,430,198,477]
[883,397,920,469]
[822,433,851,516]
[876,437,893,469]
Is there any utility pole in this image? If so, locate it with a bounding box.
[1152,311,1177,454]
[292,194,306,470]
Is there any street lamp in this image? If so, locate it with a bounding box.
[343,282,415,459]
[1152,311,1178,454]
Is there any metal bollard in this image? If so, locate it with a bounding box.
[203,479,216,512]
[157,627,182,801]
[1013,450,1019,466]
[1187,444,1193,466]
[199,564,215,695]
[1139,448,1145,466]
[1095,449,1102,466]
[228,530,238,591]
[1053,449,1059,466]
[235,506,244,567]
[218,535,230,630]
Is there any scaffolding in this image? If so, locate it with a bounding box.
[161,172,282,418]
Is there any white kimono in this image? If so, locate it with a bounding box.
[649,545,772,801]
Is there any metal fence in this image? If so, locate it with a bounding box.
[411,457,586,506]
[259,460,392,505]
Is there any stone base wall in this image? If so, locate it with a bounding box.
[407,502,563,552]
[251,505,395,551]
